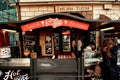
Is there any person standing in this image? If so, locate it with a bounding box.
[101,39,119,80]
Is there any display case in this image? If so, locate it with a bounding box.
[62,30,71,52]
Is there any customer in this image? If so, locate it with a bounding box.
[101,39,119,80]
[85,41,96,51]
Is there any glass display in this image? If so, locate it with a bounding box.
[62,30,70,52]
[53,33,60,51]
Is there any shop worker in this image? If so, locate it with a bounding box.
[101,39,119,80]
[83,41,96,58]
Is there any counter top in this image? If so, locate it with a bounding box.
[0,58,30,67]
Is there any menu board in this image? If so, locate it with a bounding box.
[24,34,36,51]
[53,33,60,51]
[0,69,30,80]
[90,31,96,42]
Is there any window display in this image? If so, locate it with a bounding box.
[53,33,60,51]
[62,30,71,52]
[45,35,52,54]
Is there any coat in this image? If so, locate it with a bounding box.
[101,46,119,80]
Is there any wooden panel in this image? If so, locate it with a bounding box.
[39,31,46,56]
[39,30,54,56]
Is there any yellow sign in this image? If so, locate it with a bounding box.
[55,5,92,12]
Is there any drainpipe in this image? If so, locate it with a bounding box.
[16,0,24,58]
[16,0,21,21]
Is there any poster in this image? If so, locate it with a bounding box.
[45,35,52,54]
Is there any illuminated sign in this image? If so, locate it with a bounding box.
[21,18,89,32]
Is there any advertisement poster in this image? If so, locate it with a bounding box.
[0,69,30,80]
[45,35,52,54]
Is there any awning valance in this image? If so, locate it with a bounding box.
[21,18,89,32]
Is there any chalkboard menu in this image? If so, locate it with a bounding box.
[24,34,36,51]
[0,69,30,80]
[45,35,52,54]
[53,33,60,51]
[90,31,96,42]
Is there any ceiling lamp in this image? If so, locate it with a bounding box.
[100,27,114,31]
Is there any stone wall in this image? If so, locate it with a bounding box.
[93,4,120,20]
[20,4,120,20]
[93,4,120,47]
[20,5,93,20]
[20,6,54,20]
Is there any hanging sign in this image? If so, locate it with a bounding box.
[21,18,89,32]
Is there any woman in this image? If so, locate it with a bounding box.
[101,39,119,80]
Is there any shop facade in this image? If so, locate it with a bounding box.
[0,1,120,80]
[20,13,90,58]
[10,0,120,47]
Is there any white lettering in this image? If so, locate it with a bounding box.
[14,74,29,80]
[3,70,21,80]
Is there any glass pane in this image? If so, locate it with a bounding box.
[62,30,71,52]
[0,0,17,22]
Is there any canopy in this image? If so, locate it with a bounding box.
[0,12,120,32]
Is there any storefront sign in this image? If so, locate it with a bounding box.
[55,5,92,12]
[0,69,30,80]
[0,47,11,58]
[21,18,89,32]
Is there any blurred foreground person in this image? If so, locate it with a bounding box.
[101,39,119,80]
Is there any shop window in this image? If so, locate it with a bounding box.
[62,30,71,52]
[53,33,60,52]
[0,29,19,47]
[9,32,19,46]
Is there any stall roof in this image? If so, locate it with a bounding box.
[0,13,120,31]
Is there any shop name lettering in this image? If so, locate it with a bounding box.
[58,6,92,11]
[3,70,29,80]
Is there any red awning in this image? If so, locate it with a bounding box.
[21,18,89,32]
